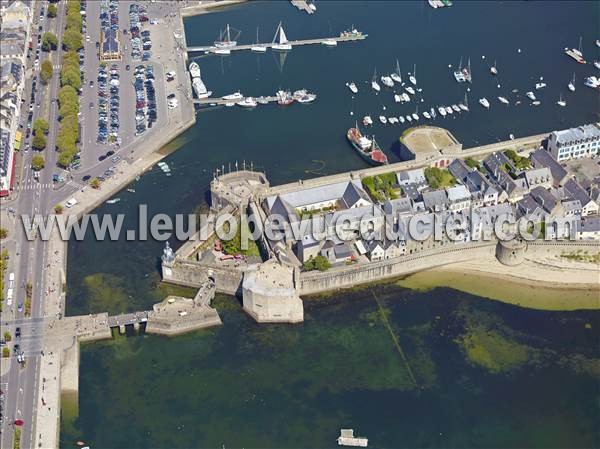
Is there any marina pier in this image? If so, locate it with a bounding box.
[187,32,367,54]
[290,0,315,14]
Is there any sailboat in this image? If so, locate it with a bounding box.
[251,27,267,52]
[564,36,586,64]
[409,64,417,85]
[490,60,498,75]
[214,24,240,48]
[371,68,381,92]
[272,22,292,51]
[556,93,566,107]
[412,106,419,121]
[459,92,469,111]
[568,73,576,92]
[381,74,394,88]
[391,59,402,84]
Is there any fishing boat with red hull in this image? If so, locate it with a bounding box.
[346,126,388,166]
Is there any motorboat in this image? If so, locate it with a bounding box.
[362,115,373,126]
[438,106,447,116]
[451,104,460,112]
[526,91,536,101]
[189,61,201,78]
[381,75,394,88]
[348,82,358,94]
[423,111,431,119]
[398,116,405,123]
[405,86,416,95]
[535,82,547,90]
[498,96,509,104]
[479,98,490,108]
[379,115,387,124]
[222,91,244,100]
[237,97,257,108]
[445,106,453,114]
[322,39,337,47]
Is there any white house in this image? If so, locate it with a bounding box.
[548,124,600,162]
[446,185,471,212]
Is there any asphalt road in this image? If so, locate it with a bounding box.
[1,2,189,446]
[0,1,67,448]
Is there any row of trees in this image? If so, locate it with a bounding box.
[32,118,49,151]
[57,0,83,168]
[63,0,83,51]
[56,86,80,167]
[41,32,58,51]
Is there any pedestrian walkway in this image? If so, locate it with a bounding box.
[15,181,53,191]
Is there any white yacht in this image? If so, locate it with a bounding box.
[363,115,373,126]
[445,106,453,114]
[405,115,412,122]
[371,68,381,92]
[214,24,239,48]
[272,22,292,50]
[594,61,600,70]
[322,39,337,47]
[409,64,417,85]
[381,75,394,88]
[556,94,566,107]
[398,116,405,123]
[490,60,498,75]
[412,111,419,121]
[422,111,431,119]
[479,98,490,108]
[348,82,358,94]
[584,76,600,88]
[388,117,398,124]
[213,48,231,55]
[430,107,437,118]
[451,104,460,112]
[535,82,547,90]
[391,59,402,84]
[251,27,267,52]
[394,94,403,103]
[379,115,387,124]
[498,96,509,104]
[438,106,447,116]
[402,93,411,102]
[568,73,576,92]
[237,97,257,108]
[192,78,212,99]
[222,91,244,101]
[405,86,416,95]
[294,90,317,103]
[526,91,537,101]
[189,62,201,78]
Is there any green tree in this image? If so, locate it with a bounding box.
[31,154,45,171]
[3,331,11,342]
[58,150,75,168]
[47,3,57,17]
[0,228,7,239]
[54,204,64,214]
[62,28,82,51]
[60,65,81,90]
[31,132,46,150]
[40,59,53,83]
[89,178,101,189]
[465,157,480,170]
[303,255,331,272]
[33,118,49,135]
[2,347,9,358]
[41,32,58,51]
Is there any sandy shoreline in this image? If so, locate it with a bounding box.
[398,257,600,311]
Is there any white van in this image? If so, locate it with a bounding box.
[65,198,78,208]
[6,288,13,306]
[8,272,14,282]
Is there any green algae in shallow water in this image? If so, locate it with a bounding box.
[82,273,130,314]
[458,325,531,373]
[60,392,79,441]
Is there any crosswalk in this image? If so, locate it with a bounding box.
[16,182,52,191]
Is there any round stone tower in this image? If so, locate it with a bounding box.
[495,239,527,266]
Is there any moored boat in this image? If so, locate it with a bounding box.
[479,97,490,108]
[381,75,394,88]
[564,36,586,64]
[371,68,381,92]
[556,93,566,107]
[438,106,447,116]
[222,91,244,100]
[526,91,536,101]
[348,82,358,94]
[379,115,387,124]
[189,62,201,78]
[346,126,388,165]
[498,96,509,104]
[276,90,294,105]
[405,86,416,95]
[272,22,292,51]
[237,97,257,108]
[568,73,576,92]
[362,115,373,126]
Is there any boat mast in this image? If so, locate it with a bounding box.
[458,56,463,70]
[226,24,231,43]
[413,63,416,78]
[578,36,583,53]
[464,92,469,107]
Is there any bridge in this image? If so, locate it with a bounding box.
[187,32,367,54]
[107,311,149,333]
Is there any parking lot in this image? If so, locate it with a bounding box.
[79,0,171,176]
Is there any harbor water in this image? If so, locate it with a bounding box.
[62,1,599,447]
